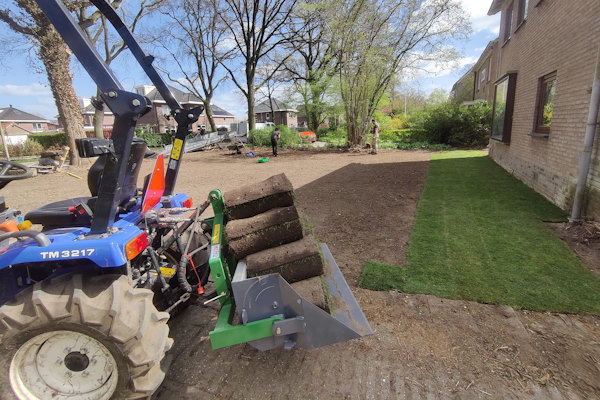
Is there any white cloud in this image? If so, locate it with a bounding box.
[211,89,247,120]
[460,0,500,34]
[0,83,51,97]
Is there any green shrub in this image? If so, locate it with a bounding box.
[29,132,67,148]
[5,139,45,157]
[136,132,173,147]
[23,139,44,155]
[248,125,300,148]
[419,102,492,147]
[317,127,346,146]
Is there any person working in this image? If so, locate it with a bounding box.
[271,127,281,156]
[371,119,379,154]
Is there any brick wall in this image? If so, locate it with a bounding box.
[488,0,600,218]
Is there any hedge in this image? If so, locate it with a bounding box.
[29,132,67,148]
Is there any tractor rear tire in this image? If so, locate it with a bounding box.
[0,273,172,400]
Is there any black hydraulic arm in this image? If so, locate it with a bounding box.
[86,0,204,196]
[34,0,202,232]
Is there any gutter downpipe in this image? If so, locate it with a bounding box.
[570,47,600,222]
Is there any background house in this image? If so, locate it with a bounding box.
[472,39,499,104]
[451,39,499,105]
[79,98,115,137]
[486,0,600,217]
[134,85,235,133]
[255,99,297,127]
[0,106,55,145]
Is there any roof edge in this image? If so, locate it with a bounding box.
[488,0,504,15]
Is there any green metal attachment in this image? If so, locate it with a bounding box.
[207,190,230,306]
[207,189,282,349]
[208,299,283,349]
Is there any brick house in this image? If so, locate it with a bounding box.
[0,106,55,142]
[255,99,297,127]
[134,85,235,133]
[473,39,500,103]
[486,0,600,217]
[79,98,115,136]
[451,39,499,105]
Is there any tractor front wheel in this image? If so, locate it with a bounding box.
[0,274,172,399]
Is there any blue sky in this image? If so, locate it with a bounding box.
[0,1,499,121]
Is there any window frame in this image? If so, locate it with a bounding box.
[534,71,557,134]
[491,73,518,144]
[503,2,514,44]
[517,0,529,27]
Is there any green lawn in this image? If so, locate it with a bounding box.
[360,150,600,314]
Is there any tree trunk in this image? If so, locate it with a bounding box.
[248,88,256,131]
[204,99,216,132]
[25,1,84,165]
[93,88,104,138]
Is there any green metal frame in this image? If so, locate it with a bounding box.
[207,190,279,349]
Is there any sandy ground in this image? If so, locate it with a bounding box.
[5,148,600,399]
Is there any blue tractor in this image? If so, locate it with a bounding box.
[0,1,371,398]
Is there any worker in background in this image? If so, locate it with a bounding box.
[271,127,281,157]
[371,119,379,154]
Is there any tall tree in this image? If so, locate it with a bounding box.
[328,0,470,146]
[156,0,232,132]
[216,0,299,130]
[284,3,337,131]
[0,0,85,165]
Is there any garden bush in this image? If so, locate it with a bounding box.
[136,132,173,147]
[419,102,492,147]
[248,125,300,148]
[5,139,45,157]
[29,132,67,148]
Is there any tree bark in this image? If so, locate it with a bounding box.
[204,96,216,132]
[30,2,85,165]
[93,88,104,138]
[21,1,85,165]
[248,87,256,131]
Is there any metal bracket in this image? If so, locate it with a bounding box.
[272,317,306,336]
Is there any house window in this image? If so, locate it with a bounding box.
[491,73,517,143]
[535,71,557,133]
[161,105,170,116]
[517,0,529,26]
[32,122,43,132]
[503,3,513,43]
[478,66,488,91]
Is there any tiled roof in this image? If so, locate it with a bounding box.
[137,85,234,116]
[211,104,234,117]
[144,85,204,104]
[0,106,49,122]
[255,99,296,113]
[81,103,113,114]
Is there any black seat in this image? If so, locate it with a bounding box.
[26,139,147,230]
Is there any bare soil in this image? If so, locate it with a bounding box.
[6,148,600,399]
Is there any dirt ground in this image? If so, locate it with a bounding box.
[5,148,600,399]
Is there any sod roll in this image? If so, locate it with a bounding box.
[224,173,294,220]
[225,206,303,260]
[246,236,324,283]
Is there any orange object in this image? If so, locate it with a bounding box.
[125,232,149,260]
[183,197,193,208]
[0,220,18,232]
[141,153,165,216]
[298,131,317,142]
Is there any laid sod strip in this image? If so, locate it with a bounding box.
[360,150,600,314]
[359,261,406,291]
